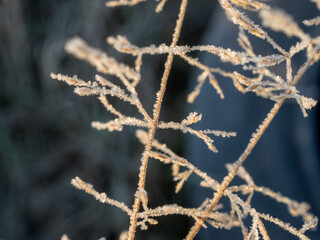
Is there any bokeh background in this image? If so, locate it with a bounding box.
[0,0,319,239]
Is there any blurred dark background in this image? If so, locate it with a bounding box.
[0,0,319,239]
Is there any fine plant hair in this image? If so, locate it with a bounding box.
[52,0,319,239]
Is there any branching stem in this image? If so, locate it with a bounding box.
[185,99,284,239]
[127,0,188,239]
[185,48,320,239]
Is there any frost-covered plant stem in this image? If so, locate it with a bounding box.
[53,0,320,239]
[186,47,320,239]
[186,99,284,239]
[127,0,188,238]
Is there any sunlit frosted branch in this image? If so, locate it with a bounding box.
[71,177,132,215]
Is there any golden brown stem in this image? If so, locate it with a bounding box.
[127,0,188,239]
[185,47,320,240]
[185,99,284,239]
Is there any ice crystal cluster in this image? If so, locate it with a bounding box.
[52,0,319,239]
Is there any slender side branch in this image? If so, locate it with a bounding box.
[71,177,132,215]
